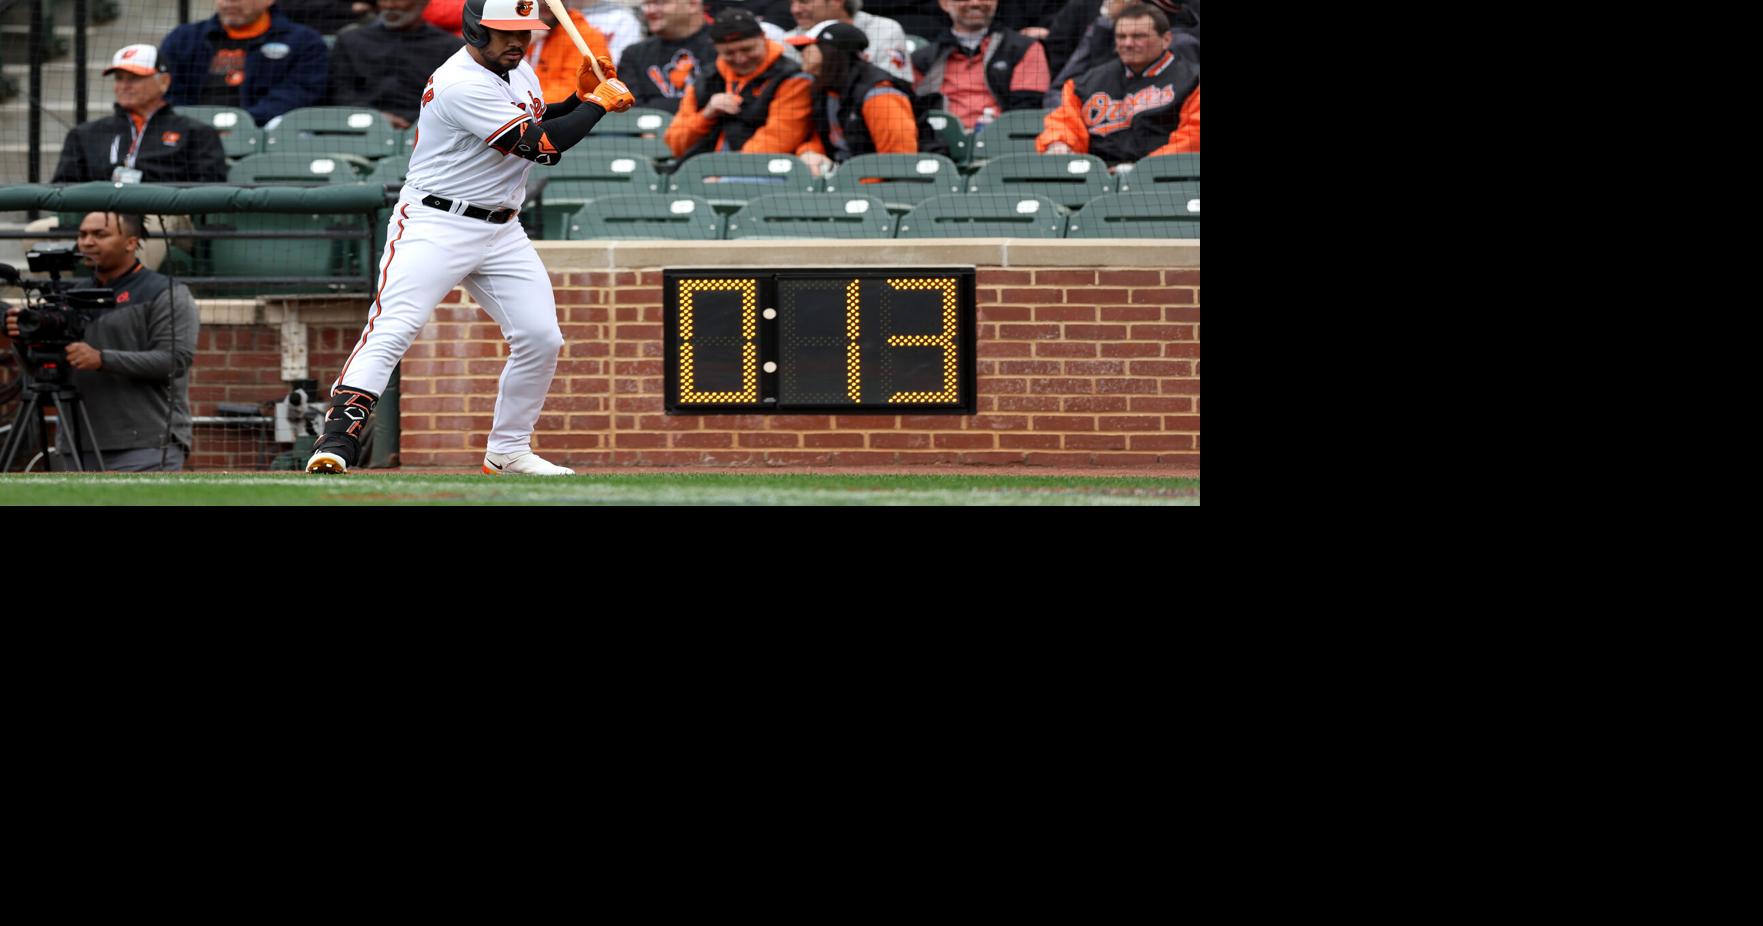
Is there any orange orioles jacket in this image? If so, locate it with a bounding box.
[1037,49,1199,165]
[526,10,613,103]
[663,39,814,158]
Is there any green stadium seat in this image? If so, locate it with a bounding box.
[565,194,724,240]
[925,109,971,165]
[263,106,402,159]
[967,152,1111,209]
[894,193,1066,238]
[529,153,662,239]
[1065,187,1199,239]
[822,153,963,212]
[725,193,895,239]
[204,212,372,293]
[905,34,931,54]
[577,106,673,159]
[1111,153,1200,193]
[176,105,262,159]
[970,108,1051,160]
[668,153,821,213]
[227,153,362,184]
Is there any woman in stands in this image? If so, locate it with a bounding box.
[785,19,918,177]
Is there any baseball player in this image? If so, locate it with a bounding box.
[308,0,635,476]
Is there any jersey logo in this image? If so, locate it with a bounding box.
[423,87,436,107]
[516,0,534,15]
[526,90,546,117]
[116,290,131,304]
[1083,85,1178,136]
[161,131,181,146]
[647,50,700,98]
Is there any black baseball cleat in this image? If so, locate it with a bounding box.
[305,434,360,475]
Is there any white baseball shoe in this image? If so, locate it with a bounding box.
[483,450,575,476]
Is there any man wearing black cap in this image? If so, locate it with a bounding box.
[784,19,916,177]
[663,7,816,159]
[51,43,227,185]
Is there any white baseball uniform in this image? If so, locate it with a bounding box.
[333,46,562,456]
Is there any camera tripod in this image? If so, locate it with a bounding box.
[0,346,106,472]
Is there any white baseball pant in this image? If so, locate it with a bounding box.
[333,187,564,456]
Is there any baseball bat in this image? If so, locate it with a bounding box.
[541,0,606,83]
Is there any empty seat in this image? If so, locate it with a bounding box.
[668,153,821,212]
[530,153,662,238]
[227,153,362,184]
[566,194,724,240]
[970,108,1052,160]
[176,105,262,158]
[925,109,971,165]
[1065,187,1199,239]
[263,106,401,159]
[725,193,894,239]
[894,193,1065,238]
[1112,153,1200,193]
[822,153,963,211]
[205,212,372,293]
[967,152,1111,209]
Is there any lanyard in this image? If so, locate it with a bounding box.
[123,116,146,169]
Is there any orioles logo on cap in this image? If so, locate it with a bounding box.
[162,131,182,146]
[515,0,534,15]
[121,48,138,59]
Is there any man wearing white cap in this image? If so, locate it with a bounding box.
[52,44,227,186]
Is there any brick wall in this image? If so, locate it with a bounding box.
[179,244,1199,470]
[187,322,357,470]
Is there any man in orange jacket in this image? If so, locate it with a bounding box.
[1037,2,1197,166]
[526,1,614,102]
[663,7,815,158]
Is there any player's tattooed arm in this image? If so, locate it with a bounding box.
[489,101,610,163]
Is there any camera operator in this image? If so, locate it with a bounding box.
[4,212,200,471]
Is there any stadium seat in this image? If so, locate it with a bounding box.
[263,106,402,159]
[227,153,363,184]
[565,194,724,240]
[578,107,672,160]
[821,154,962,211]
[1111,153,1200,193]
[367,153,412,188]
[970,108,1051,160]
[925,109,971,166]
[725,193,895,239]
[967,152,1111,209]
[205,212,372,293]
[529,153,662,239]
[176,105,262,159]
[1065,187,1199,239]
[894,193,1066,238]
[905,34,931,54]
[668,153,821,213]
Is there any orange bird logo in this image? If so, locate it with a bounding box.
[515,1,534,15]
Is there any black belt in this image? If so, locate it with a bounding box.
[420,194,517,224]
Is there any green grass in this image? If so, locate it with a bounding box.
[0,472,1199,506]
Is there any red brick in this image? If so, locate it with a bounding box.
[1067,324,1128,340]
[976,288,1000,303]
[934,433,995,449]
[566,415,612,430]
[1025,452,1093,466]
[998,324,1063,340]
[1164,270,1200,285]
[619,324,663,340]
[1034,269,1098,285]
[432,414,494,432]
[1034,415,1094,432]
[674,433,734,448]
[1083,288,1132,305]
[1096,378,1161,395]
[566,341,611,358]
[1034,342,1096,358]
[1129,287,1197,305]
[1097,416,1160,432]
[1063,396,1127,413]
[805,433,866,448]
[636,415,700,431]
[998,360,1062,375]
[1130,360,1193,377]
[1130,325,1188,341]
[1001,434,1061,450]
[1162,416,1202,431]
[1131,435,1194,451]
[1065,361,1126,376]
[739,432,800,448]
[1100,306,1161,322]
[982,377,1028,394]
[979,305,1032,322]
[978,269,1032,286]
[1163,343,1201,359]
[403,432,465,449]
[870,433,930,449]
[615,360,664,376]
[1100,342,1162,358]
[1066,434,1127,450]
[560,324,605,341]
[1034,306,1097,322]
[614,288,661,305]
[835,416,893,429]
[996,396,1061,412]
[1100,270,1162,286]
[1165,306,1201,323]
[403,396,466,413]
[1130,397,1193,413]
[897,415,966,430]
[614,433,667,448]
[557,360,606,376]
[979,341,1033,358]
[766,416,832,430]
[1028,378,1093,395]
[554,290,595,305]
[969,415,1029,431]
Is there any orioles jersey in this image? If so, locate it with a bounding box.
[1037,49,1199,165]
[405,46,552,210]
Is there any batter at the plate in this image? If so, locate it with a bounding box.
[309,0,633,476]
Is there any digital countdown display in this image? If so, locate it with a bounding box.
[664,268,977,414]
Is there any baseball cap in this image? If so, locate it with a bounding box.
[783,20,869,53]
[103,44,165,77]
[477,0,549,32]
[709,8,764,43]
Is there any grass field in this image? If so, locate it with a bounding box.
[0,472,1199,506]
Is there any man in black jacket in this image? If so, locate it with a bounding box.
[620,0,717,113]
[329,0,463,130]
[910,0,1049,132]
[52,44,227,185]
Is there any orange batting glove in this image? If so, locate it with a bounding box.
[575,55,618,99]
[585,78,634,113]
